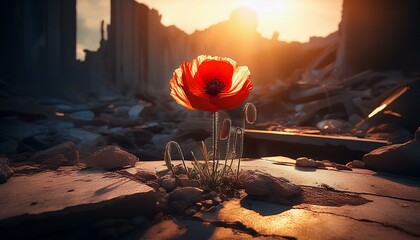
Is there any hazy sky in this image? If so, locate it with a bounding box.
[77,0,343,60]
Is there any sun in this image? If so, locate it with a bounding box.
[241,0,285,14]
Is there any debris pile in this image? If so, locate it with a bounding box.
[252,42,420,144]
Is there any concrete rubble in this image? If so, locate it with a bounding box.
[2,157,418,239]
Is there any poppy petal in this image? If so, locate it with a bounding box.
[226,66,251,95]
[196,60,234,91]
[170,69,194,110]
[212,79,253,109]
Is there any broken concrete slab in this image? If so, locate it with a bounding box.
[136,157,420,201]
[245,129,389,153]
[195,198,419,240]
[0,167,156,228]
[258,156,420,202]
[295,194,420,236]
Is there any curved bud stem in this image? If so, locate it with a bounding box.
[164,141,188,176]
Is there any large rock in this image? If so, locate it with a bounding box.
[295,157,318,168]
[167,187,203,213]
[85,145,138,170]
[160,175,178,192]
[29,141,79,166]
[0,163,13,184]
[363,128,420,177]
[242,170,302,204]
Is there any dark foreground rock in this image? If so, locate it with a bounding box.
[363,127,420,177]
[241,170,302,204]
[85,145,138,170]
[167,187,203,213]
[0,163,13,183]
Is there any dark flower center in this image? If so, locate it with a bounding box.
[204,79,225,96]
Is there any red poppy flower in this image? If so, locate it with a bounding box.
[169,55,253,112]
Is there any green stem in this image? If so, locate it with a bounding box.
[212,111,219,179]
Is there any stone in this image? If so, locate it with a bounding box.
[242,170,302,204]
[29,141,79,166]
[316,119,348,133]
[134,170,158,182]
[12,165,41,175]
[185,206,198,215]
[39,154,67,170]
[213,196,222,204]
[335,164,352,171]
[70,110,95,120]
[85,145,138,170]
[202,191,218,200]
[145,180,160,190]
[177,174,200,188]
[124,128,153,145]
[167,187,203,213]
[67,128,106,153]
[295,157,318,168]
[319,159,336,167]
[202,199,214,208]
[346,160,365,169]
[0,156,9,165]
[363,131,420,177]
[160,175,178,192]
[128,104,145,119]
[0,163,13,184]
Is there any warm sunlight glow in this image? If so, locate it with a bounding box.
[77,0,342,59]
[242,0,284,13]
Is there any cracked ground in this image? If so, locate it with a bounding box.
[137,157,420,239]
[1,156,419,239]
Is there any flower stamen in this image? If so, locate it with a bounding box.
[205,79,225,96]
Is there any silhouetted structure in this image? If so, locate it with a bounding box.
[335,0,420,78]
[106,0,193,98]
[0,0,76,96]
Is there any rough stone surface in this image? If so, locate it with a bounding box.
[177,174,200,188]
[167,187,203,213]
[0,156,9,164]
[0,163,13,184]
[12,165,41,175]
[39,154,67,170]
[134,170,158,182]
[29,141,79,166]
[0,167,156,225]
[85,145,138,170]
[346,160,365,168]
[363,138,420,177]
[295,157,318,168]
[160,175,178,192]
[335,163,352,171]
[242,170,302,204]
